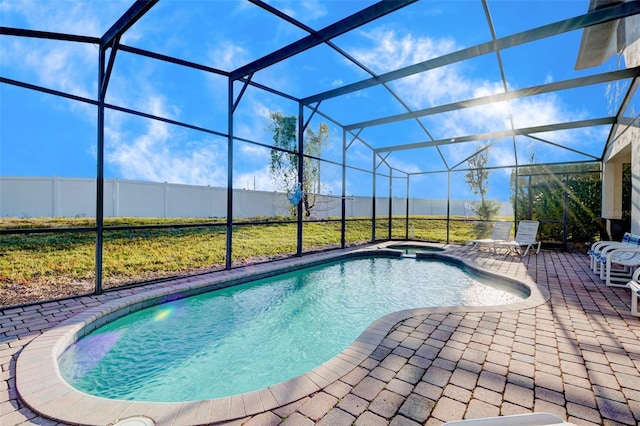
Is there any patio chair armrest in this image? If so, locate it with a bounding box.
[600,243,637,256]
[607,247,640,256]
[605,248,640,267]
[590,240,615,251]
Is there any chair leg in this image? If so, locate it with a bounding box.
[593,258,601,274]
[629,281,640,317]
[605,260,636,287]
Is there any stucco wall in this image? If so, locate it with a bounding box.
[622,30,640,235]
[602,21,640,234]
[633,137,640,234]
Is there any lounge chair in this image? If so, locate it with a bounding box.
[588,232,633,274]
[494,220,541,256]
[444,412,574,425]
[600,239,640,287]
[466,221,513,252]
[627,268,640,317]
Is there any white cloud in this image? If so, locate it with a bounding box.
[1,1,129,114]
[350,28,504,111]
[300,0,328,21]
[352,28,455,72]
[209,40,250,71]
[350,28,596,169]
[234,166,278,191]
[4,30,97,101]
[233,99,274,143]
[269,0,327,21]
[1,0,112,36]
[240,143,270,160]
[105,95,227,186]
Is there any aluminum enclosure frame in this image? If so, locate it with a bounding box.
[1,0,640,295]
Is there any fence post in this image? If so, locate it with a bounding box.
[52,176,58,217]
[113,178,119,217]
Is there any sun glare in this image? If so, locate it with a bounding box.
[154,308,173,321]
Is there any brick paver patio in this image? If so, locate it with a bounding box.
[1,245,639,425]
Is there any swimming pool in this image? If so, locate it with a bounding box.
[17,248,547,425]
[57,255,526,402]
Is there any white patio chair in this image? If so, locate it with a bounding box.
[494,220,541,256]
[600,241,640,287]
[466,221,512,252]
[444,412,574,425]
[588,232,632,274]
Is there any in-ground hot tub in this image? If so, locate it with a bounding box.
[386,243,445,255]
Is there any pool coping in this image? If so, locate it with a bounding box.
[15,243,549,426]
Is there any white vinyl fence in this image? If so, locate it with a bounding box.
[0,176,513,219]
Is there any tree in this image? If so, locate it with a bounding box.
[268,112,298,197]
[267,112,329,217]
[302,123,329,216]
[465,143,499,220]
[510,163,601,243]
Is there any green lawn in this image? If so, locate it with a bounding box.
[0,216,503,304]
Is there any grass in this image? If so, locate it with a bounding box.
[0,216,499,305]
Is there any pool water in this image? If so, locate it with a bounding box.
[58,257,525,402]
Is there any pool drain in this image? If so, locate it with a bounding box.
[112,416,155,426]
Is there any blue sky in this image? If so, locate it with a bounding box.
[0,0,633,201]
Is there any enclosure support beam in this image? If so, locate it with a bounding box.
[514,167,519,228]
[603,76,640,157]
[0,26,98,44]
[345,67,640,133]
[341,128,347,249]
[447,172,451,244]
[372,152,377,242]
[297,103,305,256]
[226,78,234,270]
[101,0,157,47]
[405,176,410,240]
[95,48,106,296]
[100,38,120,99]
[563,173,569,250]
[303,1,640,105]
[388,169,393,240]
[232,73,254,113]
[376,117,616,153]
[232,0,416,80]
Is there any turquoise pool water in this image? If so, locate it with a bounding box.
[58,257,526,402]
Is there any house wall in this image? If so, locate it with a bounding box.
[602,25,640,235]
[634,143,640,234]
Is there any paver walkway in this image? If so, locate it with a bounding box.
[1,246,639,425]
